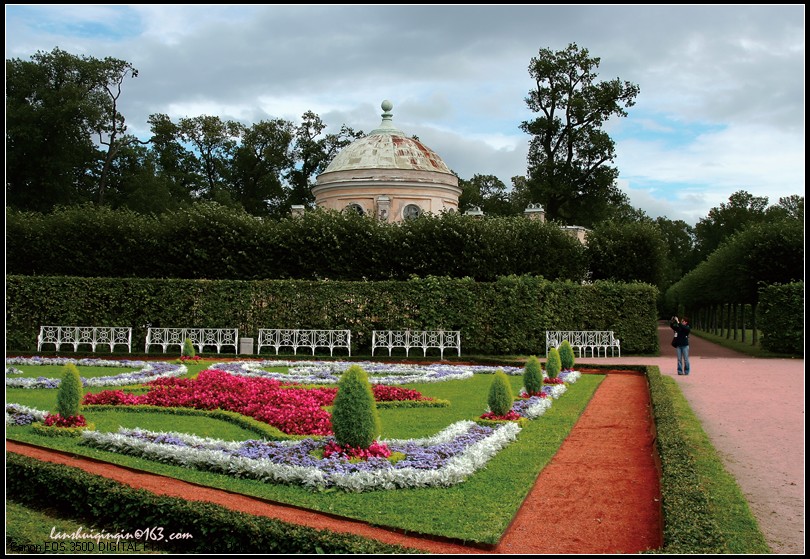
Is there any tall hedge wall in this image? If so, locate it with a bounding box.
[5,275,659,355]
[757,282,804,355]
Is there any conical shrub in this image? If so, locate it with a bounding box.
[331,365,380,449]
[488,370,514,417]
[523,355,543,396]
[546,348,562,379]
[558,340,575,371]
[56,363,83,418]
[182,338,196,358]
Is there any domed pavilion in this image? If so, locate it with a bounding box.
[313,100,461,222]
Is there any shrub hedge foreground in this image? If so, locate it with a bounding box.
[6,366,769,554]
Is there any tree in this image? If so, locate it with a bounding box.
[520,43,640,227]
[765,194,804,223]
[6,48,102,211]
[178,115,243,205]
[146,113,203,204]
[654,216,699,287]
[508,175,533,214]
[286,111,363,209]
[230,118,295,216]
[88,55,143,206]
[458,174,515,216]
[694,190,768,261]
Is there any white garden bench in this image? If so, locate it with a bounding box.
[37,326,133,353]
[257,329,351,356]
[372,330,461,360]
[145,327,239,354]
[545,330,621,358]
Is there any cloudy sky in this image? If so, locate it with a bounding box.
[5,4,805,225]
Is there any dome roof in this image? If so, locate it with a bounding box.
[320,100,453,176]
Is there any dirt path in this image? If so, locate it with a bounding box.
[6,372,661,554]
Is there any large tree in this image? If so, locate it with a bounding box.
[230,118,295,216]
[694,190,768,261]
[520,43,640,227]
[458,174,515,216]
[6,48,140,211]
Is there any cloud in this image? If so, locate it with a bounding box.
[6,4,804,226]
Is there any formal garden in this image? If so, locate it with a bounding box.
[6,338,771,554]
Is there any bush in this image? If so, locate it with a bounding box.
[487,370,514,417]
[182,338,196,358]
[558,340,575,370]
[331,365,380,449]
[523,356,543,396]
[55,364,83,418]
[546,348,562,379]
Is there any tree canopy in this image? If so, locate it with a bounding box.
[520,43,640,227]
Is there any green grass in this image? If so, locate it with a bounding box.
[661,373,771,554]
[5,500,169,554]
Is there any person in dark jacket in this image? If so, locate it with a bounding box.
[670,316,691,375]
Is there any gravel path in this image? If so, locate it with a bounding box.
[575,322,805,554]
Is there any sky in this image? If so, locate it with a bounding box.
[5,4,805,225]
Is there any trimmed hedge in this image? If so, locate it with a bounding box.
[757,282,804,355]
[5,275,659,355]
[6,204,588,282]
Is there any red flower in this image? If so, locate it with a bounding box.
[480,410,522,421]
[43,413,87,427]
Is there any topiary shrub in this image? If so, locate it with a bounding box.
[331,365,380,449]
[546,348,562,380]
[558,340,575,371]
[182,338,196,358]
[523,356,543,396]
[56,363,83,418]
[487,370,514,417]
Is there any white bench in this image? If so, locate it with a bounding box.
[257,329,351,356]
[372,330,461,360]
[37,326,133,353]
[145,327,239,354]
[545,330,621,358]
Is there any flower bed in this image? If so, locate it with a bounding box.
[7,359,585,493]
[83,369,436,435]
[5,357,187,389]
[80,420,521,492]
[211,360,524,385]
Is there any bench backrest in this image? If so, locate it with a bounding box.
[38,326,132,352]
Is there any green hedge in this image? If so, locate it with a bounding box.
[6,275,659,355]
[758,282,804,354]
[6,204,587,282]
[5,453,421,554]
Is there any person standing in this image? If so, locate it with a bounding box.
[670,316,691,375]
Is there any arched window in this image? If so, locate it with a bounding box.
[344,203,364,215]
[403,204,422,220]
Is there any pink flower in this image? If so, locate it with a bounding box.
[43,413,87,427]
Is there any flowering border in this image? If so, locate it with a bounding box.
[80,420,520,492]
[5,357,188,389]
[210,360,525,385]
